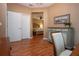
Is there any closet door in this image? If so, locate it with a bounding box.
[8,11,22,42]
[22,14,31,39]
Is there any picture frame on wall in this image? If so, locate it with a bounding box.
[54,14,70,24]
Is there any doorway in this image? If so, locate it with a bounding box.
[32,12,44,37]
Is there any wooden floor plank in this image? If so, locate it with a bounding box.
[10,35,54,56]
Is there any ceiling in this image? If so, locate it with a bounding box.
[19,3,53,8]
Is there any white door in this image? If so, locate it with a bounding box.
[8,11,22,42]
[22,14,31,39]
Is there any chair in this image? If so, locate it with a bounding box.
[51,32,72,56]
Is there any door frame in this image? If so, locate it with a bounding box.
[31,12,45,38]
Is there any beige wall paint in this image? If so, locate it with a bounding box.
[7,3,31,14]
[0,3,7,38]
[47,3,79,45]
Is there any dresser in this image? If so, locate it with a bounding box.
[48,27,74,50]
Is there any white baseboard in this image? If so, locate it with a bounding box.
[26,36,33,39]
[43,37,48,40]
[10,37,33,42]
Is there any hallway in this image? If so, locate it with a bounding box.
[10,35,54,56]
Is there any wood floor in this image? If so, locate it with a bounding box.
[10,35,54,56]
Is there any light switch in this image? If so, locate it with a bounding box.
[0,22,2,26]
